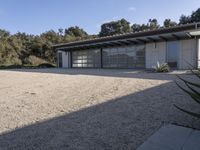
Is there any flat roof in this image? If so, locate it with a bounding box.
[54,22,200,50]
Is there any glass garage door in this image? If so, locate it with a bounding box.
[72,49,101,68]
[102,45,145,68]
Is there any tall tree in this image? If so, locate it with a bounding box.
[131,23,149,32]
[40,30,62,44]
[191,8,200,23]
[64,26,88,38]
[131,23,141,32]
[131,19,160,33]
[147,19,160,30]
[179,15,192,24]
[99,19,132,37]
[0,29,10,39]
[58,28,64,36]
[163,19,177,27]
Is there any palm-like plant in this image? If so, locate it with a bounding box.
[175,69,200,119]
[154,62,170,72]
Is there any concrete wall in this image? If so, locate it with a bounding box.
[145,42,166,69]
[179,39,196,69]
[57,51,70,68]
[197,38,200,68]
[57,39,197,70]
[145,39,197,69]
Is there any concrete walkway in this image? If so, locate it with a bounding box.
[137,124,200,150]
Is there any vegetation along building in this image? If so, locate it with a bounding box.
[54,23,200,69]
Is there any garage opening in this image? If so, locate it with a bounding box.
[102,45,145,68]
[71,45,145,69]
[72,49,101,68]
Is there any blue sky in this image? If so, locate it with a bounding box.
[0,0,200,35]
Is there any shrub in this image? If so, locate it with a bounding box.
[5,58,22,66]
[0,65,22,69]
[24,55,47,66]
[0,55,22,66]
[175,69,200,119]
[154,62,170,72]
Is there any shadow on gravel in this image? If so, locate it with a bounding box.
[0,82,199,150]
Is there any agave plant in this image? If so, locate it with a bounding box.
[154,62,170,72]
[175,69,200,119]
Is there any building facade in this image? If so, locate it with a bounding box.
[54,23,200,70]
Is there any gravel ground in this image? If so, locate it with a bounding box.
[0,69,199,150]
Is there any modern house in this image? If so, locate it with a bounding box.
[54,23,200,69]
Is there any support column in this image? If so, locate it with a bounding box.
[100,48,103,68]
[70,51,73,68]
[197,38,200,69]
[56,51,59,68]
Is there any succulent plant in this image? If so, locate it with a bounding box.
[175,69,200,119]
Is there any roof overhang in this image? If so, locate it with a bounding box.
[189,30,200,36]
[54,23,200,51]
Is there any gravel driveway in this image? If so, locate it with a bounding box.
[0,69,199,150]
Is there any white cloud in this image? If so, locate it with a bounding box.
[128,7,136,11]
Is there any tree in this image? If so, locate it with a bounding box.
[99,19,132,37]
[147,19,160,30]
[179,15,192,24]
[64,26,88,38]
[120,18,132,33]
[40,30,62,44]
[179,8,200,24]
[0,29,10,39]
[131,19,160,33]
[131,23,149,32]
[131,23,141,32]
[163,19,177,28]
[191,8,200,23]
[58,28,64,36]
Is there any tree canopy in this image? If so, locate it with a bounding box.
[163,19,177,28]
[99,19,132,37]
[65,26,88,38]
[179,8,200,24]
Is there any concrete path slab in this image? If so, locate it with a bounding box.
[137,124,200,150]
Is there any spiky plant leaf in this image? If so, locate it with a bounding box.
[185,83,200,101]
[191,69,200,79]
[177,75,200,88]
[175,82,200,104]
[155,63,170,72]
[186,62,200,78]
[186,62,200,74]
[175,65,200,119]
[174,105,200,119]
